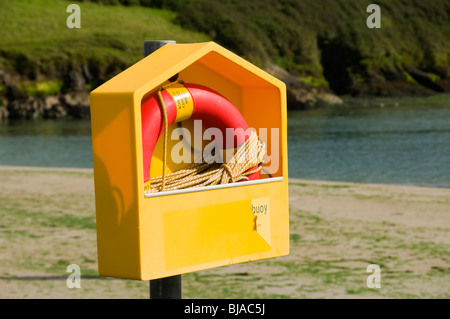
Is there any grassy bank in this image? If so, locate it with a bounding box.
[1,0,449,97]
[0,0,209,92]
[0,166,448,298]
[150,0,450,95]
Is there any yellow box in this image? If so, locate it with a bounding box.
[90,42,289,280]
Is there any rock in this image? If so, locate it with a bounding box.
[7,98,33,119]
[43,96,60,110]
[264,63,343,109]
[43,96,67,119]
[59,91,90,119]
[4,85,28,100]
[63,68,87,92]
[407,67,445,92]
[0,98,8,120]
[2,87,85,119]
[382,69,407,82]
[436,78,450,91]
[0,70,10,86]
[264,63,309,88]
[60,91,89,107]
[6,95,46,119]
[0,107,8,120]
[287,86,343,110]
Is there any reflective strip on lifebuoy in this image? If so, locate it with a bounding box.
[141,83,259,184]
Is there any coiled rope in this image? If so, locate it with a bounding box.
[146,81,266,193]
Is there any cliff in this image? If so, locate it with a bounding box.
[1,0,449,119]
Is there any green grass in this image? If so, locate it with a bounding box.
[0,198,96,230]
[403,71,420,85]
[156,0,450,79]
[1,169,449,298]
[44,214,97,230]
[0,0,210,87]
[290,182,351,189]
[2,0,448,96]
[298,76,329,88]
[290,233,301,244]
[20,80,63,97]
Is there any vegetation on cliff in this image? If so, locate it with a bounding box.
[75,0,450,95]
[0,0,208,94]
[0,0,449,119]
[0,0,209,118]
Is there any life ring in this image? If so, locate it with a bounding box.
[141,82,260,184]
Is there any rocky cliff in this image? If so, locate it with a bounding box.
[1,0,449,119]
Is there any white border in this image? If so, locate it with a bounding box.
[144,176,284,198]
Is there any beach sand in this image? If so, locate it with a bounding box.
[0,166,448,298]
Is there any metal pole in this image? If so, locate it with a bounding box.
[145,40,182,299]
[144,40,176,57]
[150,275,182,299]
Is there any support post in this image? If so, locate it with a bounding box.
[145,40,182,299]
[144,40,176,57]
[150,275,182,299]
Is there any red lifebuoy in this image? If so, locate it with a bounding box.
[141,83,259,184]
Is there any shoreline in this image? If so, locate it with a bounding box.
[0,164,448,191]
[1,92,449,121]
[0,165,94,174]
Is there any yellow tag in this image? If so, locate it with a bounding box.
[251,197,271,246]
[165,84,194,123]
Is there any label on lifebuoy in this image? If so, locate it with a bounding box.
[165,84,194,123]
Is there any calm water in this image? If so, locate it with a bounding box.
[287,105,450,188]
[0,119,93,169]
[1,104,449,187]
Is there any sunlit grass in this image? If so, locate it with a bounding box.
[0,0,210,80]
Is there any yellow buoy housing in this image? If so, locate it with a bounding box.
[90,42,289,280]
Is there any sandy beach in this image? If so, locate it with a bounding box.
[0,166,448,298]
